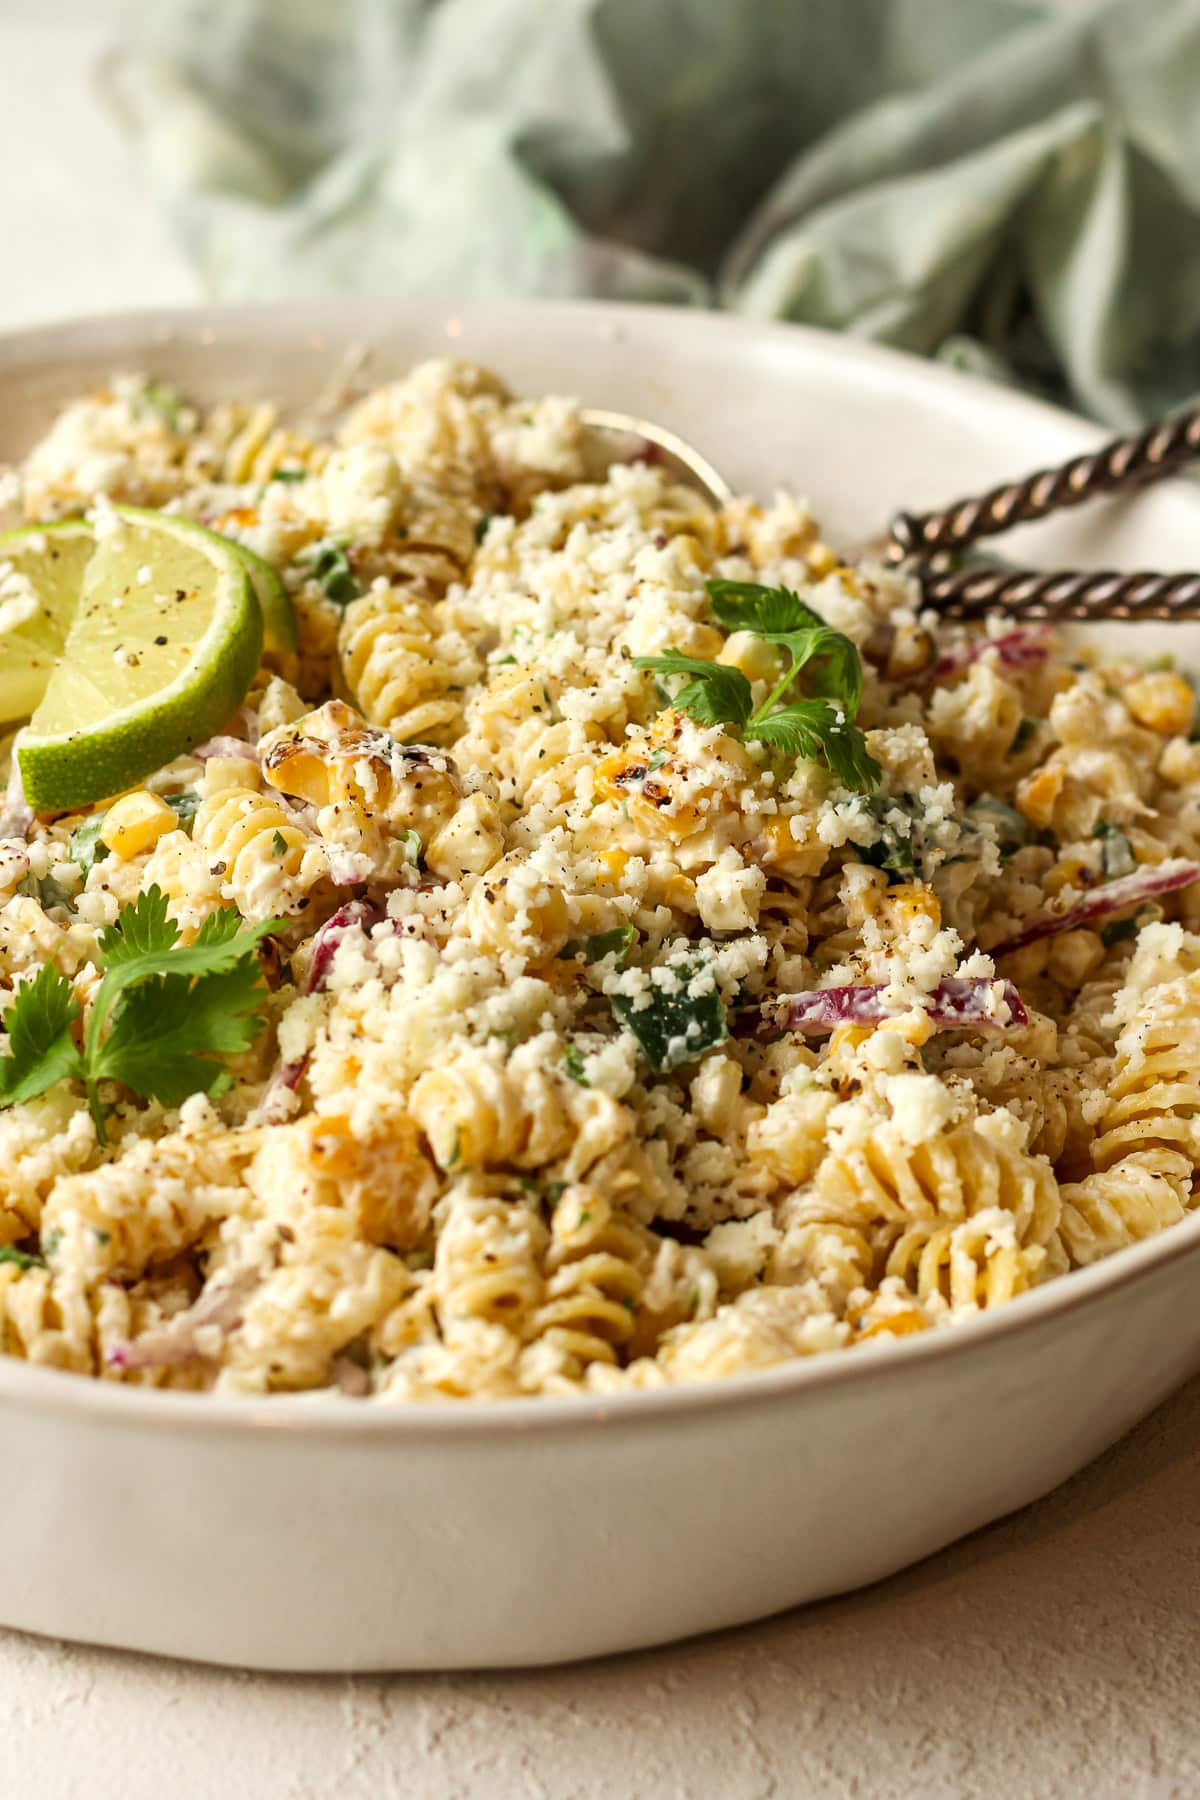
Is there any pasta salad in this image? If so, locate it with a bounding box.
[0,357,1198,1400]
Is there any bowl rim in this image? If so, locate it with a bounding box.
[3,297,1199,1439]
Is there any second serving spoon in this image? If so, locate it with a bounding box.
[582,404,1200,623]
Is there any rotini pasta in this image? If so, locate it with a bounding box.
[2,357,1200,1401]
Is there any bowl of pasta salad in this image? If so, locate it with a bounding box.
[2,301,1200,1671]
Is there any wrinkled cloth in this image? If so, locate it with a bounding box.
[104,0,1200,426]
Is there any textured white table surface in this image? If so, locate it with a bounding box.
[3,13,1200,1799]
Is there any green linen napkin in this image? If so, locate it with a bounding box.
[104,0,1200,426]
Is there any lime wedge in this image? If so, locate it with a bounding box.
[18,507,262,812]
[0,519,94,725]
[233,542,298,657]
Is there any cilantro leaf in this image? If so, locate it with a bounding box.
[632,652,753,729]
[0,964,83,1108]
[0,1245,44,1272]
[0,888,286,1141]
[635,582,877,791]
[611,962,728,1071]
[97,886,177,966]
[707,579,864,714]
[707,579,825,639]
[562,1042,590,1086]
[95,958,269,1107]
[746,701,880,789]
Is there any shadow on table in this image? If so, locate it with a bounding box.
[436,1371,1200,1795]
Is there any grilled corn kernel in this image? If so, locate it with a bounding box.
[596,848,629,884]
[1042,854,1094,899]
[886,622,935,680]
[99,790,179,859]
[880,882,941,932]
[425,794,505,879]
[755,814,824,879]
[1124,671,1194,737]
[1159,736,1200,786]
[1045,927,1105,987]
[1016,763,1065,830]
[856,1307,927,1340]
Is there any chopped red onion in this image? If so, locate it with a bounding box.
[304,900,381,994]
[989,860,1200,957]
[331,1356,372,1397]
[108,1264,263,1372]
[192,734,260,762]
[750,976,1029,1038]
[924,624,1053,686]
[257,1055,308,1125]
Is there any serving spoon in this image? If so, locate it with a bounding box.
[582,404,1200,623]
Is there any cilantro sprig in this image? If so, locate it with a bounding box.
[0,888,283,1143]
[633,579,879,791]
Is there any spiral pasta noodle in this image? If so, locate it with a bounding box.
[432,1193,546,1337]
[810,1121,1062,1252]
[185,400,329,486]
[527,1188,649,1373]
[885,1210,1054,1312]
[338,586,464,743]
[1089,974,1200,1174]
[13,355,1200,1402]
[193,778,329,919]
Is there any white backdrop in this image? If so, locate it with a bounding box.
[0,11,1198,1800]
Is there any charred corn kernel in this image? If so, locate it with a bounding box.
[856,1308,927,1340]
[1159,736,1200,786]
[755,814,825,878]
[1045,927,1105,987]
[99,790,179,859]
[425,794,504,878]
[886,623,935,680]
[1042,854,1094,899]
[1124,671,1195,737]
[262,740,332,807]
[211,506,260,533]
[1016,763,1065,829]
[880,882,941,931]
[807,542,839,578]
[596,847,629,884]
[887,1006,936,1048]
[594,749,639,804]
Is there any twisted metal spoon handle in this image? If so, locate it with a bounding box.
[888,407,1200,563]
[918,563,1200,622]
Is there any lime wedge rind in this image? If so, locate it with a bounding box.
[234,542,298,657]
[17,509,263,813]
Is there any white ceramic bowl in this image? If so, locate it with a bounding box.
[3,302,1200,1673]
